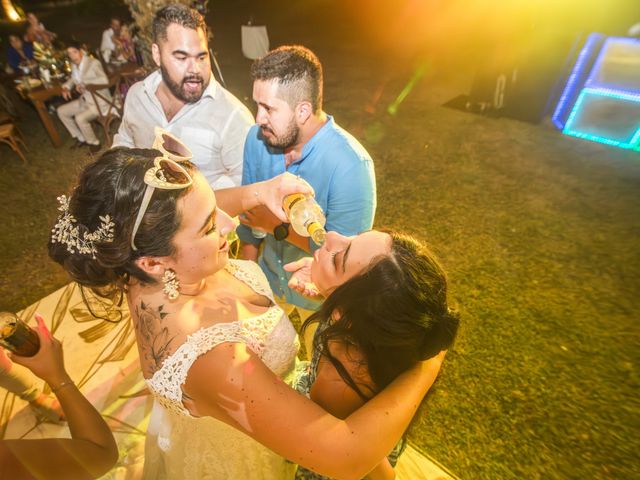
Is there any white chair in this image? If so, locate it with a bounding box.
[241,24,269,60]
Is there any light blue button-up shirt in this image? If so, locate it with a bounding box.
[238,116,376,310]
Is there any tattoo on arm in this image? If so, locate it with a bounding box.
[134,301,177,376]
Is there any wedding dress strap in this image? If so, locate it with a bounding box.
[147,259,282,417]
[147,322,247,416]
[226,259,276,301]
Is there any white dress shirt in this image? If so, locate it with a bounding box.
[70,55,87,85]
[100,27,115,62]
[113,70,254,188]
[62,54,110,111]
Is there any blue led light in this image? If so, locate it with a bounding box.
[563,87,640,150]
[586,36,640,95]
[552,33,604,130]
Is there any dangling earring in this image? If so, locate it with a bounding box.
[162,269,180,300]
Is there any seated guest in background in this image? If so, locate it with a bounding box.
[6,35,34,72]
[24,12,56,46]
[0,314,118,479]
[57,41,111,152]
[113,24,136,63]
[113,4,253,189]
[100,17,122,63]
[130,24,144,65]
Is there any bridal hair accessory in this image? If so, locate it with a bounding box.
[162,269,180,300]
[130,155,194,251]
[51,195,115,259]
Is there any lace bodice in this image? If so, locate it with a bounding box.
[146,259,300,418]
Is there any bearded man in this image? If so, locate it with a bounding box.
[237,45,377,357]
[113,4,253,189]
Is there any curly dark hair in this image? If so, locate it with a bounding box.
[48,147,196,303]
[303,231,460,400]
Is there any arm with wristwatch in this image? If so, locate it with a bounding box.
[240,205,312,252]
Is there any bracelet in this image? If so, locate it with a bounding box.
[253,189,262,207]
[51,379,74,393]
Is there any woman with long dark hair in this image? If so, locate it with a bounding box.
[287,230,459,479]
[47,147,445,479]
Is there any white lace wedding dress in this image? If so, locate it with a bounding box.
[142,259,300,479]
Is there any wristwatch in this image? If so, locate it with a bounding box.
[273,223,290,241]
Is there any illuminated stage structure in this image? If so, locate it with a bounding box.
[553,36,640,151]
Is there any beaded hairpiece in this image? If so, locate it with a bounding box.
[50,195,115,259]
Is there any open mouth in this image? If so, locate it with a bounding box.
[219,239,229,252]
[183,78,203,92]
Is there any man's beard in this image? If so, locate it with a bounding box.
[261,117,300,150]
[160,64,208,104]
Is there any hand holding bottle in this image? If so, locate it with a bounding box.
[0,312,40,356]
[10,314,70,389]
[283,193,327,245]
[254,173,315,223]
[2,314,119,479]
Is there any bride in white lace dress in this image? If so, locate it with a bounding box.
[49,147,443,479]
[139,256,300,479]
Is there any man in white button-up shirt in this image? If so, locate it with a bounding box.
[100,17,121,63]
[113,4,253,189]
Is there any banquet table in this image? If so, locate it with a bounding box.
[23,80,65,147]
[18,62,145,148]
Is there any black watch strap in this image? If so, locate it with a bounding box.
[273,222,290,241]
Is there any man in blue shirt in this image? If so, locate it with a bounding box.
[237,45,376,356]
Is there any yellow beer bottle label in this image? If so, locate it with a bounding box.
[283,193,306,215]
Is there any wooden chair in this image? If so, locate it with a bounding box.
[95,48,110,73]
[86,74,124,146]
[0,122,28,163]
[0,82,19,118]
[0,111,12,125]
[119,67,145,100]
[0,111,26,139]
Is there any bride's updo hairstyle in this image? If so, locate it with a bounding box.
[303,231,460,400]
[48,147,196,300]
